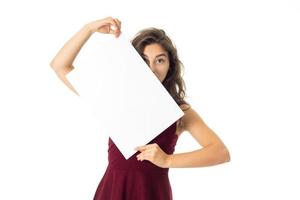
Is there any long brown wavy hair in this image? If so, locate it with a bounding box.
[131,27,190,107]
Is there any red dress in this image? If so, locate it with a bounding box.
[93,121,178,200]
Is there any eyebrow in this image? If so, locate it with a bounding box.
[142,53,168,59]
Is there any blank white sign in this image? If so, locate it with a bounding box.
[66,34,184,159]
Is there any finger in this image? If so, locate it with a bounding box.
[136,152,149,161]
[114,18,121,29]
[136,143,158,152]
[137,149,153,157]
[107,19,118,33]
[113,19,121,37]
[108,17,118,27]
[102,22,112,33]
[115,30,121,38]
[136,153,143,161]
[134,146,146,152]
[137,148,154,158]
[108,25,117,34]
[134,145,149,151]
[138,152,153,161]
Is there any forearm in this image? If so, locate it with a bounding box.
[167,144,230,168]
[50,24,92,72]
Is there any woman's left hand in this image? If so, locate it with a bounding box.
[135,143,170,168]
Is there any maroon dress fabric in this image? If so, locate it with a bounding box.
[93,121,178,200]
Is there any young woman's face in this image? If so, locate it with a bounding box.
[142,43,170,82]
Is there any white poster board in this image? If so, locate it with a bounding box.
[66,34,184,159]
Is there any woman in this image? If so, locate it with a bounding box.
[50,16,230,200]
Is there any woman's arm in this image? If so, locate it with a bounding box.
[49,17,121,95]
[50,24,93,95]
[50,24,92,74]
[167,105,230,168]
[135,104,230,168]
[49,25,92,95]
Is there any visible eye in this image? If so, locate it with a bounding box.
[156,58,165,64]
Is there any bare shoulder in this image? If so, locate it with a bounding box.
[179,103,192,112]
[179,104,224,147]
[177,103,228,149]
[179,103,206,133]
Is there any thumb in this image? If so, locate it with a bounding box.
[134,145,147,151]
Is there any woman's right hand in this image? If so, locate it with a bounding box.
[87,17,122,38]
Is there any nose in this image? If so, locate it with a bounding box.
[148,64,157,76]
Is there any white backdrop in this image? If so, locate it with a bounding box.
[0,0,299,199]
